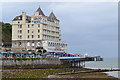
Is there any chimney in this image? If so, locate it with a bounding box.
[22,12,26,23]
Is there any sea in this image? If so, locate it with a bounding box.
[85,58,119,78]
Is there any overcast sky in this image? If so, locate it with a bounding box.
[1,2,118,58]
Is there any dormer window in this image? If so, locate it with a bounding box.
[18,17,21,19]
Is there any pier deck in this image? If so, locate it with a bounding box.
[59,56,103,68]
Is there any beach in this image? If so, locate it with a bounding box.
[104,71,119,78]
[2,67,119,79]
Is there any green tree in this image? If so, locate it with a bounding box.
[0,22,12,44]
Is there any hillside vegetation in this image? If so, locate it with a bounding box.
[0,22,12,44]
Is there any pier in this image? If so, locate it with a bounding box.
[59,56,103,68]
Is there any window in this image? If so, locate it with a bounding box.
[32,24,34,28]
[19,30,22,33]
[27,42,30,46]
[18,21,20,23]
[28,30,29,33]
[38,30,40,33]
[28,35,29,38]
[18,17,21,19]
[15,43,16,46]
[19,25,22,28]
[20,30,22,33]
[28,25,30,28]
[32,35,34,38]
[20,25,22,28]
[37,42,40,46]
[18,35,22,39]
[45,20,46,22]
[32,42,34,46]
[38,24,40,27]
[38,35,40,38]
[18,30,22,33]
[18,25,19,28]
[48,42,50,46]
[19,42,22,46]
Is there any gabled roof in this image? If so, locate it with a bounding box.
[48,12,59,22]
[36,7,45,16]
[12,15,31,22]
[49,12,57,20]
[13,15,22,21]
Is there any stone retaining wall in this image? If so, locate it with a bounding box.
[2,58,62,67]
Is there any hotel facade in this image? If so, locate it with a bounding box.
[12,7,67,53]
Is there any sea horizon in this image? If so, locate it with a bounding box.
[85,58,119,78]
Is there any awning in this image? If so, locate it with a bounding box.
[10,52,15,54]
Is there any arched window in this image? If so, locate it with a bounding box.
[27,42,30,46]
[32,42,34,46]
[37,42,41,46]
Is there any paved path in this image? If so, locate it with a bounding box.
[48,75,59,78]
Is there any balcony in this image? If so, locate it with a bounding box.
[43,32,60,37]
[43,27,60,32]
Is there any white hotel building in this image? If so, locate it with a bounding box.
[12,7,67,53]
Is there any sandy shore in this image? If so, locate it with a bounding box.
[48,68,119,79]
[85,67,119,78]
[104,71,119,78]
[52,72,117,78]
